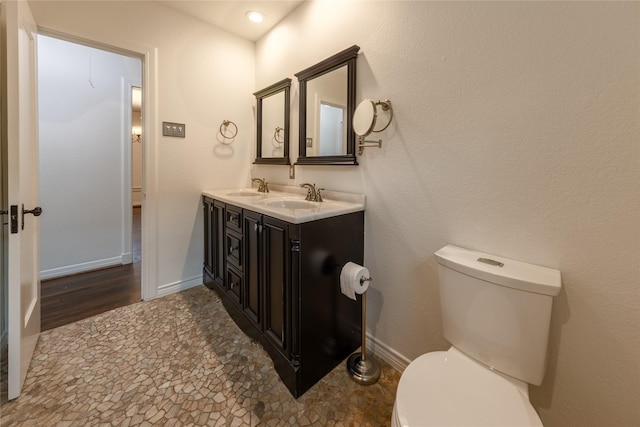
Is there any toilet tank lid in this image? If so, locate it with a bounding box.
[435,245,561,296]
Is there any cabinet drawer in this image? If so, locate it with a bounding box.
[226,205,242,233]
[226,231,243,269]
[226,266,243,307]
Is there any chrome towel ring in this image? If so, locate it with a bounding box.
[273,127,284,146]
[219,120,238,141]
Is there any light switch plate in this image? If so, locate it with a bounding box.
[162,121,186,138]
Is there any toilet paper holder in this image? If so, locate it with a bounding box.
[360,276,372,285]
[347,275,381,385]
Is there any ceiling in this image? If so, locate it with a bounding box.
[157,1,304,42]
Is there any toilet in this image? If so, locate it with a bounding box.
[392,245,561,427]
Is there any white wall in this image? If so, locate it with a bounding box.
[255,2,639,427]
[38,35,141,278]
[30,0,255,296]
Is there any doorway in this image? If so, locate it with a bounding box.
[318,101,346,156]
[37,34,143,330]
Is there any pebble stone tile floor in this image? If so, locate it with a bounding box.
[0,286,400,426]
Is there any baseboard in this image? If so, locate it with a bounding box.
[365,333,411,373]
[40,256,123,280]
[121,252,133,265]
[156,276,202,298]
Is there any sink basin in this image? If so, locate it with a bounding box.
[226,190,261,197]
[203,187,365,224]
[263,199,317,210]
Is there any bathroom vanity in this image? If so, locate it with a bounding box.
[201,186,365,397]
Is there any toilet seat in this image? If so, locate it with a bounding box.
[393,347,543,427]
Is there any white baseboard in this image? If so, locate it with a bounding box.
[365,333,411,373]
[121,252,133,265]
[40,256,123,280]
[156,276,202,299]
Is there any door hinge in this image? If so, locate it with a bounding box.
[291,239,300,252]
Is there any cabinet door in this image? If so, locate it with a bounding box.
[243,211,262,328]
[212,200,225,286]
[203,198,226,291]
[262,216,290,358]
[202,197,214,275]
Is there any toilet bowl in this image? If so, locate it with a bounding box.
[391,245,561,427]
[391,348,542,427]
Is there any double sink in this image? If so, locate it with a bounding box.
[202,185,366,224]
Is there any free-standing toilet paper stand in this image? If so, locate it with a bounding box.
[347,276,381,385]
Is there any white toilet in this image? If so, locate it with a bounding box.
[392,245,561,427]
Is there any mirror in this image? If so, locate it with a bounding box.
[353,99,393,155]
[353,99,377,137]
[254,78,291,165]
[295,45,359,165]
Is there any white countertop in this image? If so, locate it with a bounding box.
[202,184,365,224]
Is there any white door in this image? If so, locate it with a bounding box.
[3,0,40,400]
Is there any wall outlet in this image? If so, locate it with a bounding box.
[162,121,186,138]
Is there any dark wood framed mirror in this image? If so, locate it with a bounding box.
[254,78,291,165]
[295,46,359,165]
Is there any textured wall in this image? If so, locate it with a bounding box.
[255,2,640,426]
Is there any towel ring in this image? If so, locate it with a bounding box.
[219,120,238,140]
[273,127,284,146]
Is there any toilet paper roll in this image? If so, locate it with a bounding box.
[340,262,370,301]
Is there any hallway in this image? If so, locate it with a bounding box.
[40,207,141,331]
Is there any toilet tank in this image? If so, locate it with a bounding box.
[434,245,561,386]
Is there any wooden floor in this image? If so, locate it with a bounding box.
[41,207,142,331]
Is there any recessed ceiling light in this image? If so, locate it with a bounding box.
[245,10,264,23]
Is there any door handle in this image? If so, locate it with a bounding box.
[21,204,43,230]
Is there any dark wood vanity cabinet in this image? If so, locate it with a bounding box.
[202,196,363,397]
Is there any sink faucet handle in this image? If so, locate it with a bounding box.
[252,178,269,193]
[316,188,325,202]
[300,183,316,200]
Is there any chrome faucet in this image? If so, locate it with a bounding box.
[299,183,324,202]
[251,178,269,193]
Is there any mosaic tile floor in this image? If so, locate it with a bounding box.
[0,286,400,426]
